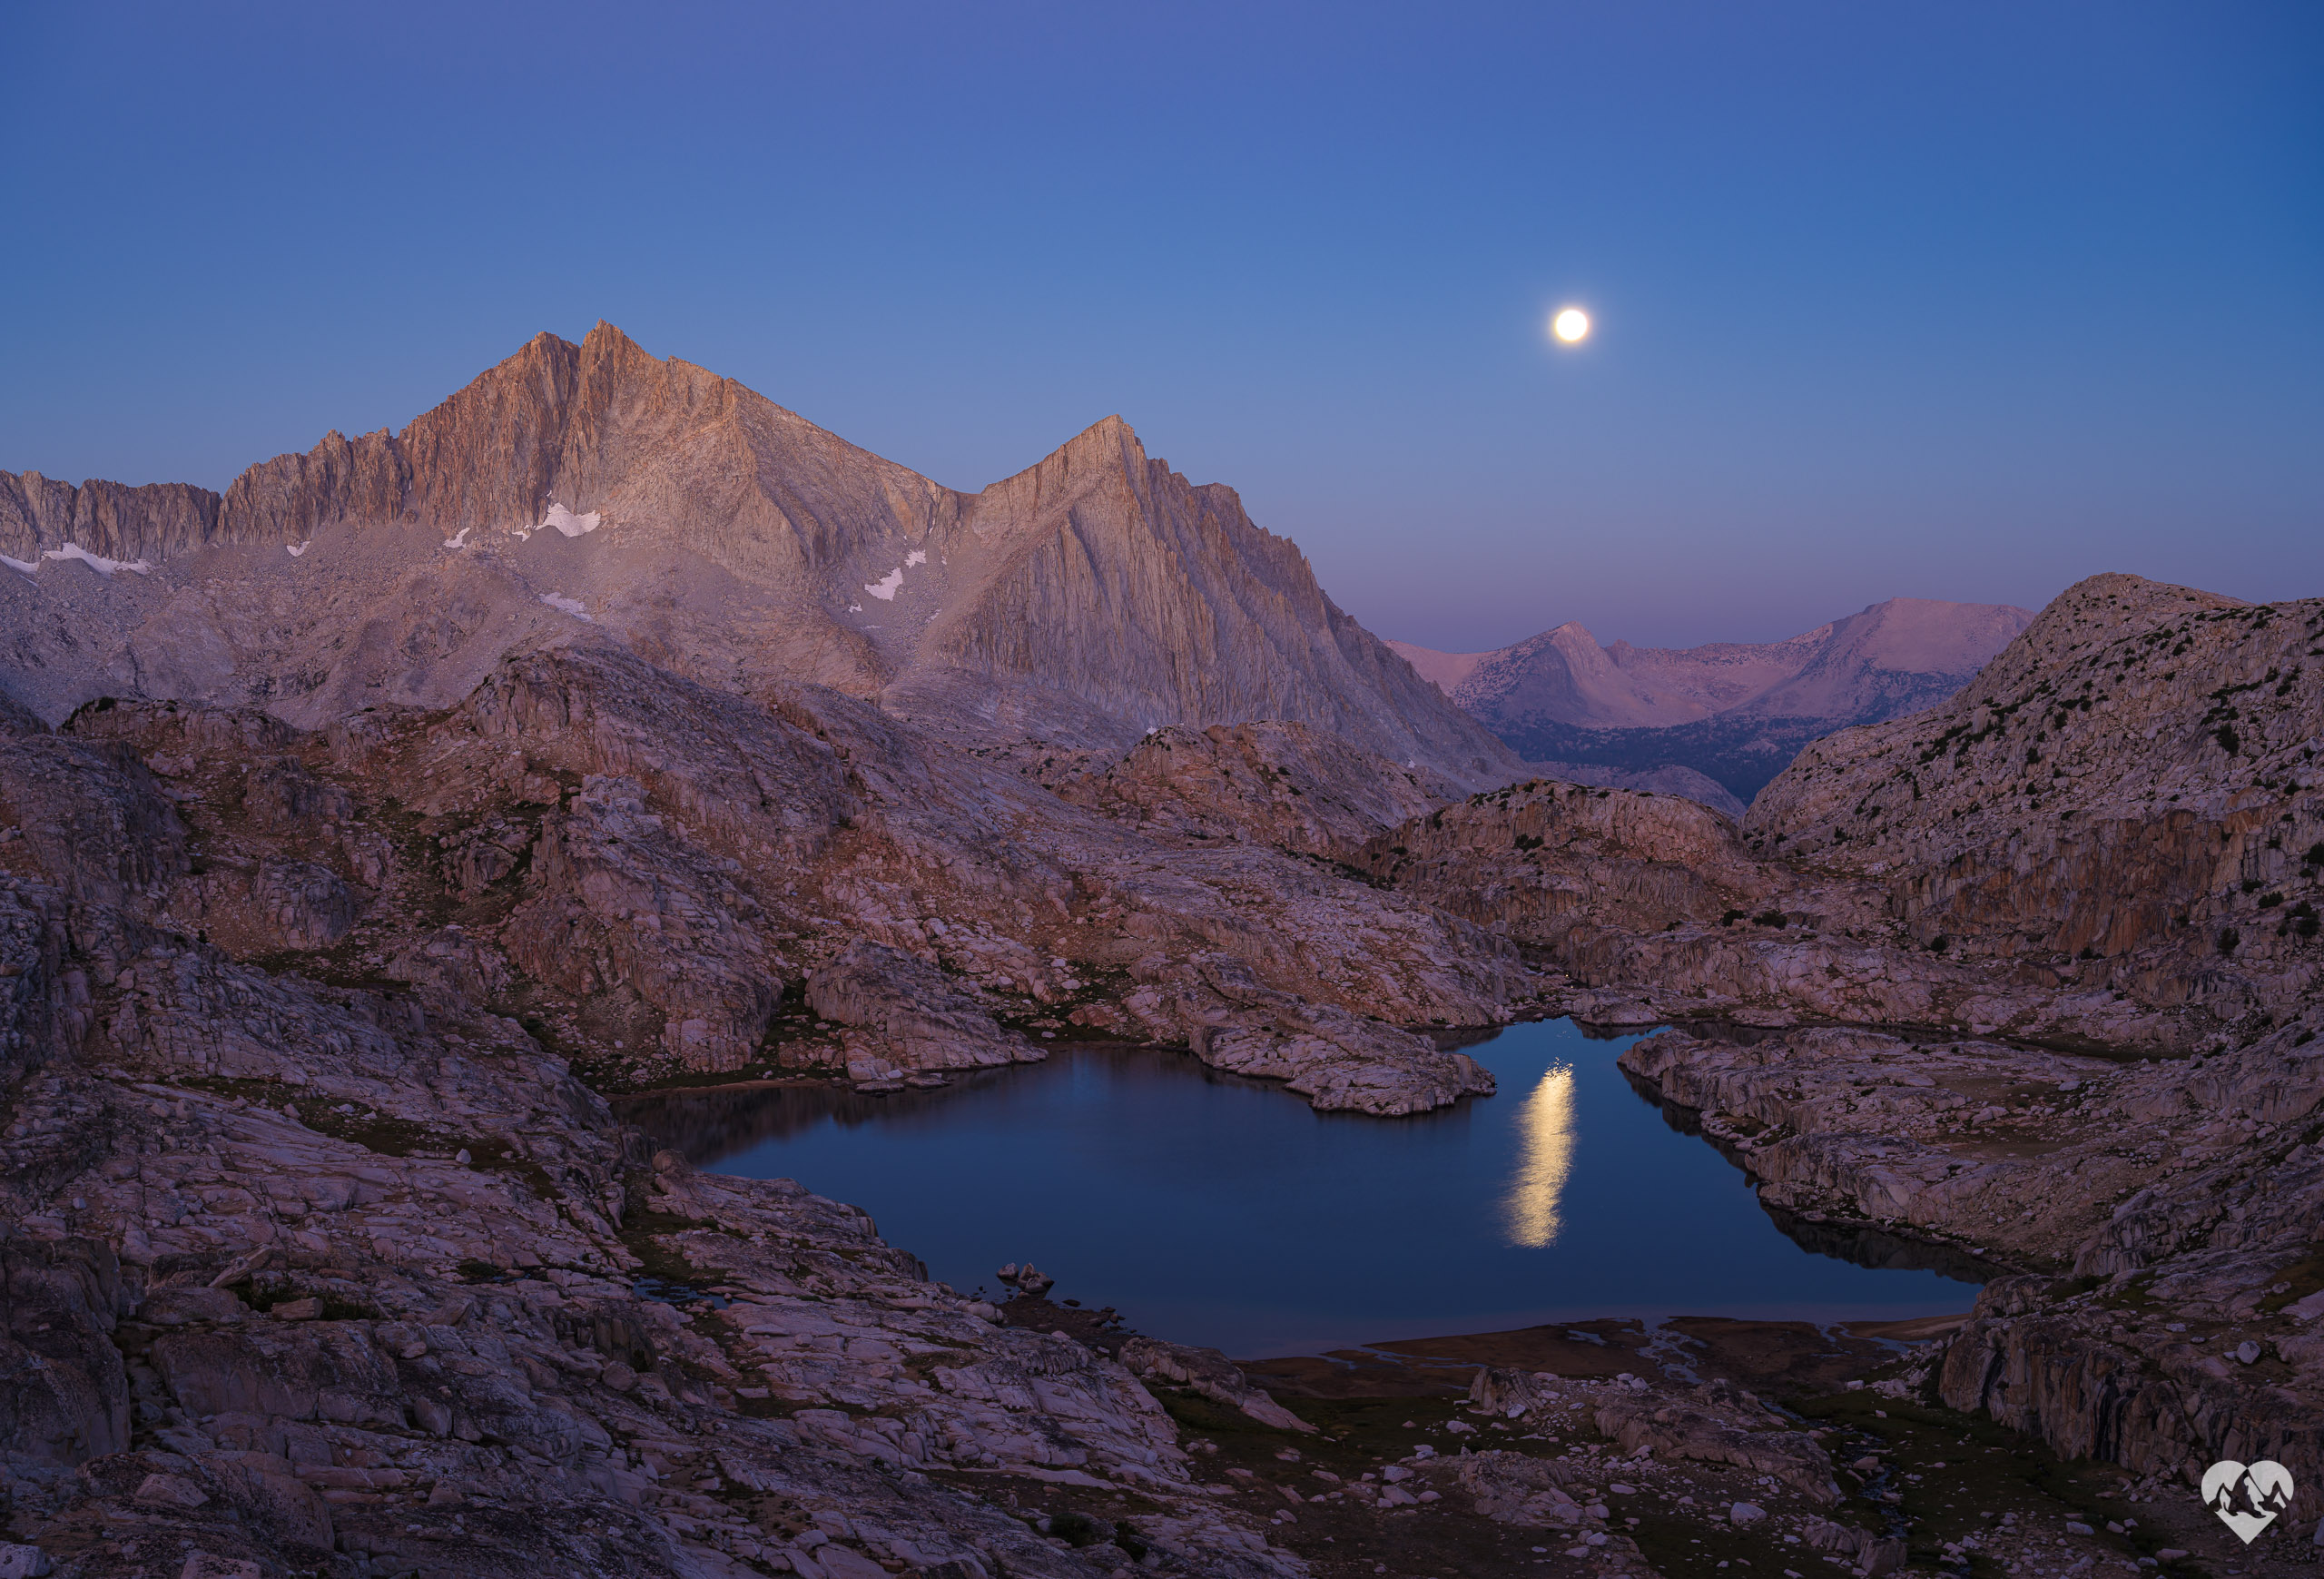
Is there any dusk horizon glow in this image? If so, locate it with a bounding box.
[5,1,2318,653]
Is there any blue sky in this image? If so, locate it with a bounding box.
[5,2,2318,650]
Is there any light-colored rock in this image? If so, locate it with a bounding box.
[1064,720,1456,860]
[806,937,1040,1085]
[1451,1450,1583,1525]
[1748,573,2323,1037]
[1466,1365,1563,1417]
[1118,1337,1315,1433]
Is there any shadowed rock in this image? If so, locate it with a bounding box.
[1118,1337,1315,1433]
[1592,1380,1840,1505]
[806,937,1041,1085]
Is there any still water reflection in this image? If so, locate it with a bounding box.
[621,1018,1979,1357]
[1503,1062,1576,1248]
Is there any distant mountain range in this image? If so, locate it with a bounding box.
[1390,597,2035,811]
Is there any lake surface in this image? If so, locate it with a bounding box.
[623,1019,1982,1358]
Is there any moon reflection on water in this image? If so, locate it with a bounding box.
[1502,1061,1576,1247]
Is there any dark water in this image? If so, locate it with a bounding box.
[622,1019,1982,1358]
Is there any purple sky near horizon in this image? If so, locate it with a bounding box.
[4,2,2319,653]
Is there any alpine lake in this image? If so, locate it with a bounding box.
[621,1018,1982,1359]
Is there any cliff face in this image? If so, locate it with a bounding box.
[1617,1021,2324,1506]
[0,471,225,565]
[909,417,1521,777]
[1,331,590,559]
[0,325,1517,787]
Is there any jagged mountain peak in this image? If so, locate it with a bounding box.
[0,327,1521,787]
[970,412,1147,518]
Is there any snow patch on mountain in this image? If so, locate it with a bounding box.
[543,503,602,538]
[31,544,153,577]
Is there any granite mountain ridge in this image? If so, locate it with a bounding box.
[0,322,1519,789]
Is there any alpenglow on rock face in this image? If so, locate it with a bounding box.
[0,322,1519,789]
[1392,595,2034,806]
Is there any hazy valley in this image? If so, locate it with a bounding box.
[1391,598,2035,813]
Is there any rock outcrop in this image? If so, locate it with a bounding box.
[1358,777,1776,947]
[1616,1018,2324,1505]
[1591,1382,1840,1505]
[1516,757,1749,818]
[1353,779,2032,1032]
[1061,721,1451,861]
[1115,1338,1314,1434]
[805,939,1042,1087]
[7,641,1539,1112]
[0,759,1310,1579]
[1748,574,2324,1034]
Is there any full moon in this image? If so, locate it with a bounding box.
[1551,307,1591,343]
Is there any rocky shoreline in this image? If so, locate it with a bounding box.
[1612,1022,2324,1548]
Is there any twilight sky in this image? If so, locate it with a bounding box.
[4,2,2319,652]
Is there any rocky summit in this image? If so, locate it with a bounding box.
[0,321,2319,1579]
[0,324,1515,792]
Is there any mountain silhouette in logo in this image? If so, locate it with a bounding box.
[2201,1458,2294,1544]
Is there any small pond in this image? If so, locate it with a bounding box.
[621,1019,1981,1358]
